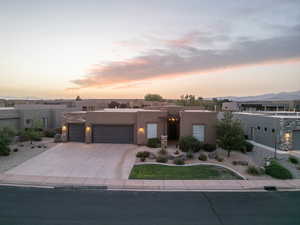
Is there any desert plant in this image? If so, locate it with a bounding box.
[244,142,254,152]
[198,153,208,161]
[147,138,160,148]
[247,165,264,176]
[0,127,15,156]
[203,144,216,152]
[179,136,200,152]
[140,157,146,162]
[156,156,168,163]
[289,156,299,164]
[23,129,42,144]
[174,158,185,165]
[265,160,293,179]
[136,151,150,158]
[216,156,224,162]
[186,151,194,159]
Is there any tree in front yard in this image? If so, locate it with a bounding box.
[0,127,16,156]
[217,112,245,157]
[23,128,42,144]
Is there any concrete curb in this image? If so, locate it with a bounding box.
[134,162,247,180]
[1,173,300,191]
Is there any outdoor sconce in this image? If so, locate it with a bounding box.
[86,126,91,132]
[284,133,291,140]
[62,125,67,132]
[138,128,145,133]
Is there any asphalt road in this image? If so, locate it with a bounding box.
[0,186,299,225]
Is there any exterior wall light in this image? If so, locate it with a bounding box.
[284,133,290,140]
[138,128,145,133]
[86,126,91,132]
[62,125,67,131]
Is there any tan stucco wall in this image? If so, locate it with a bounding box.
[136,111,167,145]
[180,111,217,144]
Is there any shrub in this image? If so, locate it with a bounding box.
[156,156,168,163]
[140,157,146,162]
[216,156,224,162]
[198,153,208,161]
[136,151,150,158]
[13,148,18,152]
[289,156,299,164]
[147,138,160,148]
[174,158,185,165]
[186,151,194,159]
[203,144,216,152]
[245,142,254,152]
[265,160,293,179]
[247,165,263,176]
[179,136,200,152]
[43,129,56,138]
[0,128,13,156]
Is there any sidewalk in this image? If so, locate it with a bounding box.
[1,173,300,191]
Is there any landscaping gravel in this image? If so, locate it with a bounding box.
[0,138,56,173]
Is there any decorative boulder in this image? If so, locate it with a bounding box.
[208,151,218,159]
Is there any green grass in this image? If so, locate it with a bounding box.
[129,164,243,180]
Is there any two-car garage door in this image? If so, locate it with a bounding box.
[92,125,134,144]
[68,124,134,144]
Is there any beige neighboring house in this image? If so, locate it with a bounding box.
[62,106,217,145]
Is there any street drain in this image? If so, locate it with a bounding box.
[264,186,277,191]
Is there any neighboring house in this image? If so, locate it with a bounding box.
[0,104,76,131]
[223,100,300,112]
[62,107,217,145]
[234,112,300,151]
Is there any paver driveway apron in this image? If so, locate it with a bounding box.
[5,143,139,179]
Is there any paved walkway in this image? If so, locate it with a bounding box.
[5,143,139,179]
[1,173,300,191]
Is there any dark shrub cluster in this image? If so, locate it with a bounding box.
[198,153,207,161]
[136,151,150,158]
[156,156,168,163]
[43,129,56,138]
[289,156,299,164]
[186,151,194,159]
[203,144,216,152]
[174,158,185,165]
[179,136,203,152]
[265,160,293,180]
[147,138,160,148]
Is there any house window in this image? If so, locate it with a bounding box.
[264,127,268,132]
[147,123,157,139]
[193,125,205,142]
[25,119,32,125]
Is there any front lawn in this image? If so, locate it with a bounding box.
[129,164,243,180]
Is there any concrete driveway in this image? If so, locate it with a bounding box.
[5,143,140,179]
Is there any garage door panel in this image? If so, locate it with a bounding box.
[92,125,133,144]
[293,131,300,150]
[68,124,85,142]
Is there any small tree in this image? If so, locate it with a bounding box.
[0,127,15,156]
[23,129,42,144]
[217,112,245,157]
[144,94,163,102]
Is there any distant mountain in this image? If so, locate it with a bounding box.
[215,90,300,102]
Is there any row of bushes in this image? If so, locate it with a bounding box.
[179,136,216,153]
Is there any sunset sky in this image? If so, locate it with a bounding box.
[1,0,300,99]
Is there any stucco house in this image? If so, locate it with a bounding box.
[62,107,217,145]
